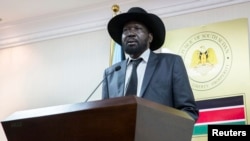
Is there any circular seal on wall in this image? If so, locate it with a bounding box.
[178,31,232,91]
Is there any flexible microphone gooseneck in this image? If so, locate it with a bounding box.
[84,66,121,102]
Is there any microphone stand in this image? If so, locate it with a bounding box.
[84,66,121,102]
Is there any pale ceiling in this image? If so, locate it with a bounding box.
[1,0,249,24]
[0,0,119,23]
[0,0,249,49]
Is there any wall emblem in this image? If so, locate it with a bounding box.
[178,31,232,91]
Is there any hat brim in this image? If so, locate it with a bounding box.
[108,12,165,51]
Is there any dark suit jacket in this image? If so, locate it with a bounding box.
[102,51,199,121]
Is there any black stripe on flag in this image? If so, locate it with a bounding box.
[196,95,243,109]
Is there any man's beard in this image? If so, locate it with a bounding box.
[122,41,148,56]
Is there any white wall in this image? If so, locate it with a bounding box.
[0,2,250,141]
[0,30,111,140]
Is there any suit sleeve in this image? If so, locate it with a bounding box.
[173,56,199,121]
[102,69,109,99]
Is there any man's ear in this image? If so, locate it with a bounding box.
[149,33,153,43]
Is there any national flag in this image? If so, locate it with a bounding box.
[109,4,126,66]
[193,95,246,136]
[110,41,125,65]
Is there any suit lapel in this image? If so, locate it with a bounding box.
[116,60,128,97]
[140,52,159,97]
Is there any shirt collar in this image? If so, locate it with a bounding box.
[127,49,150,64]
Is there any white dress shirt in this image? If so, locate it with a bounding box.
[124,49,150,97]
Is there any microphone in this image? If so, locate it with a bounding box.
[84,66,121,102]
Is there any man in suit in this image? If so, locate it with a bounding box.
[102,7,199,121]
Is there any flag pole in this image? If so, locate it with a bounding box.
[109,4,120,66]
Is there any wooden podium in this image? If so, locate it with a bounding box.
[1,96,195,141]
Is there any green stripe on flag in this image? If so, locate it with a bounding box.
[193,124,208,135]
[193,120,246,136]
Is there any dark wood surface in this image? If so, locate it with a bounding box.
[1,96,194,141]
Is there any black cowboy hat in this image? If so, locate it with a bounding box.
[107,7,166,51]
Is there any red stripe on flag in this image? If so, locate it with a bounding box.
[196,107,245,123]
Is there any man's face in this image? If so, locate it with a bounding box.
[121,21,153,58]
